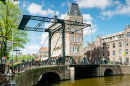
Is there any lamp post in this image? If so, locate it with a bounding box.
[13,49,21,62]
[0,34,5,63]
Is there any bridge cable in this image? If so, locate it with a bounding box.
[36,35,49,57]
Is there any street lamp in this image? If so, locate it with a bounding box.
[0,34,5,63]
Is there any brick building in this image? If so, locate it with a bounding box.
[38,47,48,60]
[84,25,130,64]
[51,3,84,61]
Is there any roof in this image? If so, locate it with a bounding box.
[40,47,48,51]
[67,3,82,16]
[102,31,124,39]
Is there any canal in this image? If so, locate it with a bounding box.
[36,75,130,86]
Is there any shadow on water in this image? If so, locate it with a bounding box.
[35,81,60,86]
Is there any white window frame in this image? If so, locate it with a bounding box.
[71,45,75,53]
[71,36,75,42]
[77,20,81,23]
[77,29,81,34]
[77,36,81,42]
[77,45,81,53]
[71,19,75,22]
[74,11,77,16]
[119,50,122,56]
[113,36,115,40]
[125,49,128,55]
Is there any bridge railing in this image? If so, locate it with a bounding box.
[10,58,124,75]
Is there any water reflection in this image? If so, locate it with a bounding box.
[36,75,130,86]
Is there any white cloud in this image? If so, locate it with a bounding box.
[22,1,29,9]
[21,45,40,54]
[101,0,130,19]
[74,0,113,10]
[13,1,20,5]
[61,2,66,7]
[22,4,26,9]
[83,14,93,22]
[59,14,67,19]
[8,0,20,5]
[83,25,98,35]
[32,35,41,39]
[27,3,59,16]
[51,5,54,7]
[41,33,48,46]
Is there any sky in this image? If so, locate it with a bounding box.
[12,0,130,55]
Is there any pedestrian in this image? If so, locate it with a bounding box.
[58,55,62,65]
[89,56,92,64]
[83,56,86,65]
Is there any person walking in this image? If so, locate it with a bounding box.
[58,55,62,65]
[83,56,87,65]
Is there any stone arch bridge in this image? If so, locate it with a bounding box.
[15,65,130,86]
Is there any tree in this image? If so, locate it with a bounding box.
[0,1,30,59]
[0,0,18,4]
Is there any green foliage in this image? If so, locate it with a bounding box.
[11,55,36,62]
[0,0,30,58]
[110,60,113,64]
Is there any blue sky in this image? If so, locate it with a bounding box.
[13,0,130,55]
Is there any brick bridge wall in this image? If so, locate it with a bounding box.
[15,66,69,86]
[15,65,130,86]
[95,65,130,77]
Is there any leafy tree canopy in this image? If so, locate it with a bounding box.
[0,0,30,57]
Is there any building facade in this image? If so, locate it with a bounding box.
[51,3,84,61]
[84,25,130,64]
[38,47,48,60]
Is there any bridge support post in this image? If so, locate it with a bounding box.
[70,67,75,81]
[61,20,65,65]
[48,30,51,65]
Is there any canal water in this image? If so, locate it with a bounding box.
[37,75,130,86]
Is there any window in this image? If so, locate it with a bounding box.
[103,52,104,56]
[77,20,81,22]
[107,38,110,41]
[119,35,121,38]
[71,36,75,42]
[108,51,110,56]
[102,44,104,49]
[113,43,115,48]
[71,19,75,22]
[77,29,81,34]
[126,58,129,63]
[127,32,130,37]
[107,44,109,49]
[77,36,81,42]
[102,39,104,43]
[125,41,128,46]
[119,42,122,47]
[77,46,81,53]
[74,11,77,16]
[44,52,46,54]
[113,36,115,40]
[113,51,115,56]
[71,28,75,32]
[40,51,43,54]
[71,45,75,53]
[119,50,122,56]
[125,49,128,55]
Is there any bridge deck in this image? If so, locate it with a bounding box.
[69,65,100,67]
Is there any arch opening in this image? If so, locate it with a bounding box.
[38,72,60,83]
[104,69,114,76]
